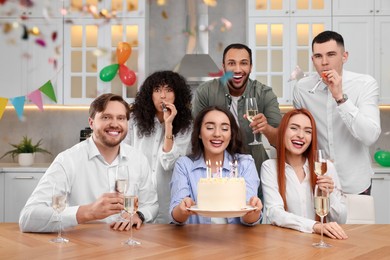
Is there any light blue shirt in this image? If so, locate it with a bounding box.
[169,151,260,225]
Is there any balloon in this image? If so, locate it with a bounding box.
[99,64,119,82]
[116,42,132,65]
[374,150,390,167]
[119,64,136,86]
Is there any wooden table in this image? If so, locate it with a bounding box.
[1,223,389,259]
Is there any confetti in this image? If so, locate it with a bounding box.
[288,65,306,82]
[161,10,168,19]
[219,71,233,86]
[208,70,224,77]
[35,38,46,47]
[52,31,57,41]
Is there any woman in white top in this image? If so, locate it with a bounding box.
[261,108,348,239]
[125,71,192,223]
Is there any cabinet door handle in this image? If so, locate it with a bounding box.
[14,176,35,179]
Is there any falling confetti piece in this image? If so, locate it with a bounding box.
[161,10,168,19]
[20,0,34,8]
[35,38,46,47]
[0,0,8,4]
[92,47,108,57]
[3,23,13,33]
[52,31,57,41]
[288,65,306,82]
[219,71,233,86]
[208,70,224,77]
[203,0,217,7]
[21,25,28,40]
[221,18,232,30]
[29,26,40,36]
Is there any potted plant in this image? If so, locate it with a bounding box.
[0,136,51,166]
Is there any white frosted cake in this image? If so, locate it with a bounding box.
[197,177,246,211]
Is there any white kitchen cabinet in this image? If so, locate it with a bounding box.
[371,173,390,224]
[62,0,146,105]
[0,17,63,104]
[0,1,63,18]
[333,3,390,104]
[247,0,331,104]
[3,171,44,222]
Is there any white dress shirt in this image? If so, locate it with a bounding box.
[293,70,381,193]
[261,159,347,233]
[125,116,192,223]
[19,137,158,232]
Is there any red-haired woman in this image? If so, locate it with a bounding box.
[261,108,348,240]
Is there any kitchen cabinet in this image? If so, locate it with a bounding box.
[247,0,331,104]
[333,1,390,104]
[0,164,47,223]
[62,0,146,105]
[371,172,390,224]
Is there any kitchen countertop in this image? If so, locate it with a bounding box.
[0,163,50,172]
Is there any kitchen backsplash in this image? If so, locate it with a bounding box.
[0,108,389,164]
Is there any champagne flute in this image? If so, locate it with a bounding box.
[114,165,129,221]
[123,183,141,246]
[313,185,331,248]
[50,183,68,243]
[314,150,327,176]
[245,97,262,145]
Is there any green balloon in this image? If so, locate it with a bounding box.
[374,150,390,167]
[99,64,119,82]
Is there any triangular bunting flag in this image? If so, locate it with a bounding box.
[0,97,8,120]
[27,89,44,111]
[10,96,25,121]
[39,80,57,103]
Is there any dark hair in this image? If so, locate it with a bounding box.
[222,43,252,65]
[276,108,318,211]
[312,30,345,50]
[131,70,193,137]
[189,106,244,160]
[89,93,130,120]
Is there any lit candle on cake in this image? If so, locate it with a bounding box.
[206,159,211,178]
[234,160,238,178]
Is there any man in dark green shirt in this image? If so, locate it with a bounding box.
[192,43,282,198]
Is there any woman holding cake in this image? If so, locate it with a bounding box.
[261,108,348,239]
[169,106,262,225]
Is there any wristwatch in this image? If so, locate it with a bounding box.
[136,211,145,223]
[336,94,348,105]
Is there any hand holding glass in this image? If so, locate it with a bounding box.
[123,183,141,246]
[50,183,68,243]
[313,185,331,248]
[245,97,262,145]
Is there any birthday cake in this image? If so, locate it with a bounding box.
[197,177,246,211]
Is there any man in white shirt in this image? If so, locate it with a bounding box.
[19,93,158,233]
[293,31,381,195]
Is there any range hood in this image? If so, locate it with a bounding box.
[174,0,220,83]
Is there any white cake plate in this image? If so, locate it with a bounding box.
[186,205,257,218]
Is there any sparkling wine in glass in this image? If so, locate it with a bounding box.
[50,183,68,243]
[314,150,327,176]
[245,97,262,145]
[123,183,141,246]
[114,165,129,221]
[313,185,331,248]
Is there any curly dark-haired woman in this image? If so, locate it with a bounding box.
[125,70,193,223]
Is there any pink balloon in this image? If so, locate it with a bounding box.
[119,64,136,86]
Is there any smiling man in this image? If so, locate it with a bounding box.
[20,93,158,234]
[192,43,282,199]
[293,31,381,195]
